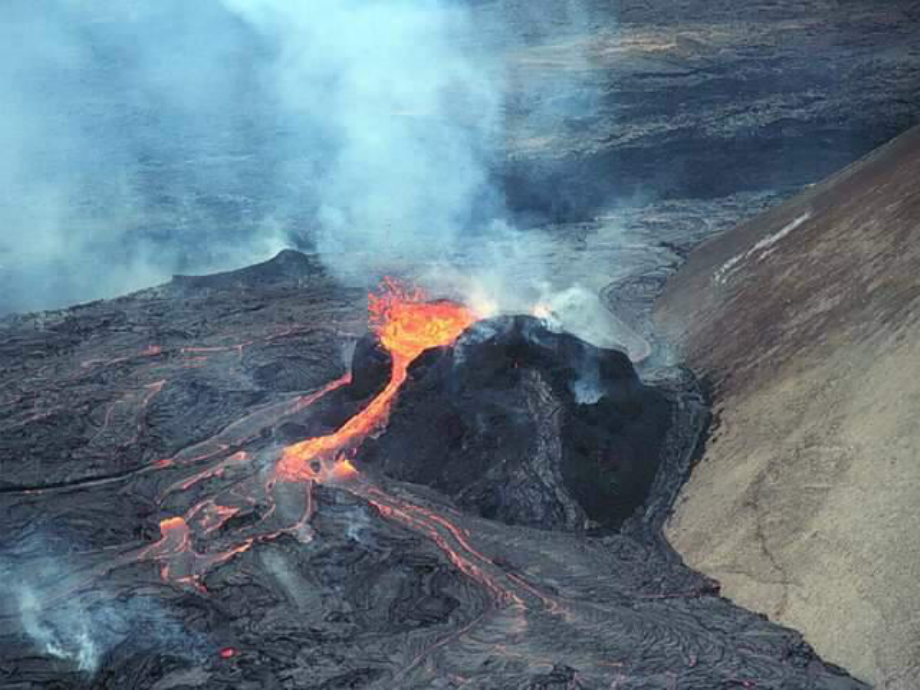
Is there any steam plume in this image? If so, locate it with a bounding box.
[0,1,297,314]
[1,539,207,674]
[1,0,624,354]
[0,0,509,313]
[18,585,99,671]
[221,0,506,280]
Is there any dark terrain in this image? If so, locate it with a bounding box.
[360,315,673,531]
[0,252,868,689]
[1,1,918,687]
[497,0,920,220]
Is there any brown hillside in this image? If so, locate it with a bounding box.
[655,124,920,688]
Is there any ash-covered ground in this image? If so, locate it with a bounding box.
[0,251,868,689]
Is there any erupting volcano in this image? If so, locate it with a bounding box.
[0,253,869,688]
[139,279,482,591]
[277,279,479,483]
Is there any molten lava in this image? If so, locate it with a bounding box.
[141,279,479,590]
[276,279,478,482]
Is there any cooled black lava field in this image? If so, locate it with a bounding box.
[0,253,868,689]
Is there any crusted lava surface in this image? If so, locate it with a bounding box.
[0,252,868,689]
[361,315,671,532]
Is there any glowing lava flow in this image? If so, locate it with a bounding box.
[277,279,479,482]
[139,515,253,591]
[141,280,479,588]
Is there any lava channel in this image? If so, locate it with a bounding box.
[141,279,480,588]
[276,278,478,482]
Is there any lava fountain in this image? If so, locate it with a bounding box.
[277,278,479,481]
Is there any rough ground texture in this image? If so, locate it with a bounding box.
[1,1,917,686]
[655,124,920,688]
[0,251,869,689]
[496,0,920,221]
[362,315,672,531]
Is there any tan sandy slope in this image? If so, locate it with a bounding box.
[655,125,920,688]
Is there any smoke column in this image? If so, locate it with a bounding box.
[222,0,506,279]
[1,543,207,674]
[0,0,514,313]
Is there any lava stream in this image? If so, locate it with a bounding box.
[139,516,253,592]
[142,280,479,587]
[362,486,523,608]
[277,279,478,482]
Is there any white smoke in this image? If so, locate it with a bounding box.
[1,543,207,674]
[1,1,613,325]
[0,1,291,314]
[0,0,510,312]
[18,585,100,672]
[221,0,506,281]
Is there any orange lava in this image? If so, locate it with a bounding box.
[276,279,478,482]
[140,516,253,590]
[142,279,478,590]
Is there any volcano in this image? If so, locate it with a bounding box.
[361,314,672,532]
[0,255,868,688]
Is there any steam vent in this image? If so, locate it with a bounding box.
[2,2,919,689]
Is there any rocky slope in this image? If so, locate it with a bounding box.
[655,124,920,688]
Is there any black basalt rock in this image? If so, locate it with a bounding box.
[358,315,671,531]
[348,334,393,401]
